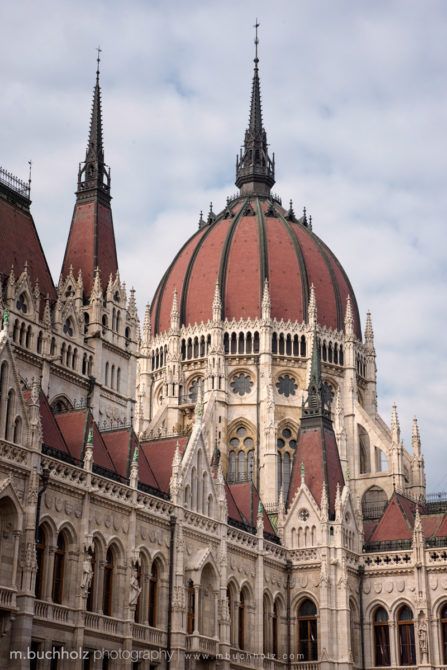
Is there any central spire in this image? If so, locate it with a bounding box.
[77,47,111,202]
[235,21,275,196]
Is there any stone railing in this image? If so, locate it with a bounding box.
[84,612,123,637]
[0,586,17,609]
[34,600,73,624]
[264,658,287,669]
[132,622,167,647]
[290,663,319,670]
[186,634,219,657]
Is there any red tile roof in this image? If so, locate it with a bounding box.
[140,436,188,493]
[0,196,56,301]
[226,481,276,536]
[151,196,361,337]
[61,200,118,297]
[287,424,345,517]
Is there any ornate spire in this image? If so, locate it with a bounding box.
[391,403,400,444]
[344,296,354,337]
[307,283,317,326]
[235,21,275,196]
[365,310,375,353]
[77,48,111,201]
[412,416,421,456]
[170,288,179,331]
[261,278,271,320]
[212,280,222,321]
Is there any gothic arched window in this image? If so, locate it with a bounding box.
[373,606,390,667]
[35,525,47,599]
[187,580,195,634]
[52,531,66,604]
[148,561,159,627]
[441,603,447,664]
[228,424,255,483]
[16,292,28,313]
[277,426,297,498]
[238,590,246,649]
[297,599,318,661]
[397,605,416,666]
[103,547,115,616]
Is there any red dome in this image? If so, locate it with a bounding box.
[151,196,361,338]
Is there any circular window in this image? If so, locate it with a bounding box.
[236,426,247,438]
[298,508,309,521]
[63,319,74,337]
[244,437,254,449]
[277,427,297,451]
[230,373,253,396]
[276,374,298,397]
[16,293,28,314]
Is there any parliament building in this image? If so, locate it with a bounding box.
[0,38,446,670]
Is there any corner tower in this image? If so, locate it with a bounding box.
[61,53,118,297]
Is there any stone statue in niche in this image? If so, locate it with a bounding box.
[129,564,141,607]
[80,550,93,594]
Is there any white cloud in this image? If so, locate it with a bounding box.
[0,0,446,487]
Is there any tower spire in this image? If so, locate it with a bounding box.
[235,21,275,196]
[61,51,118,297]
[77,47,110,200]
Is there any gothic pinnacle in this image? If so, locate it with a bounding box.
[261,277,271,320]
[212,280,222,321]
[307,283,317,325]
[391,403,401,444]
[412,416,421,455]
[170,288,179,330]
[344,296,354,336]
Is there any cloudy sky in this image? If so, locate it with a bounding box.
[1,0,446,488]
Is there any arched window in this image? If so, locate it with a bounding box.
[277,426,297,498]
[72,348,78,370]
[148,562,159,627]
[358,424,371,474]
[187,580,195,634]
[13,416,22,443]
[229,452,236,482]
[52,531,66,604]
[0,497,18,586]
[273,599,279,656]
[105,362,109,386]
[116,367,121,393]
[19,322,25,346]
[25,325,32,349]
[5,389,15,440]
[228,424,255,483]
[103,547,115,616]
[297,599,318,661]
[111,365,115,390]
[397,605,416,666]
[263,594,270,653]
[238,590,246,649]
[35,525,47,599]
[373,607,390,666]
[37,331,43,354]
[227,586,235,645]
[441,603,447,664]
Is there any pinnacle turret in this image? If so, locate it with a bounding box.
[235,22,275,196]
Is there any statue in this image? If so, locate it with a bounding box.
[418,619,428,658]
[129,566,141,607]
[80,551,93,594]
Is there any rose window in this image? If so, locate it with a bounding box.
[276,374,297,397]
[230,373,253,396]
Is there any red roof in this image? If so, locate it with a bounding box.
[0,194,56,301]
[61,199,118,297]
[287,424,345,517]
[226,481,276,536]
[151,197,361,337]
[140,436,188,493]
[55,409,118,474]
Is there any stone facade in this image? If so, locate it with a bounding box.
[0,41,445,670]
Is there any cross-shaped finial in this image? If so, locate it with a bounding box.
[28,159,32,187]
[254,19,260,62]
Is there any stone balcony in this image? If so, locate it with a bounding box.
[0,586,16,610]
[34,600,74,625]
[186,633,219,658]
[132,622,167,647]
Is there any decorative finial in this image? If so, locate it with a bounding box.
[300,461,305,485]
[28,159,32,192]
[96,45,102,82]
[132,445,139,463]
[303,207,308,227]
[87,427,94,446]
[254,19,260,65]
[308,215,313,231]
[198,210,205,229]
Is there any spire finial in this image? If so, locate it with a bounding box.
[96,45,102,83]
[254,18,260,64]
[235,23,275,196]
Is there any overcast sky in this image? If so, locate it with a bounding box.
[1,0,446,489]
